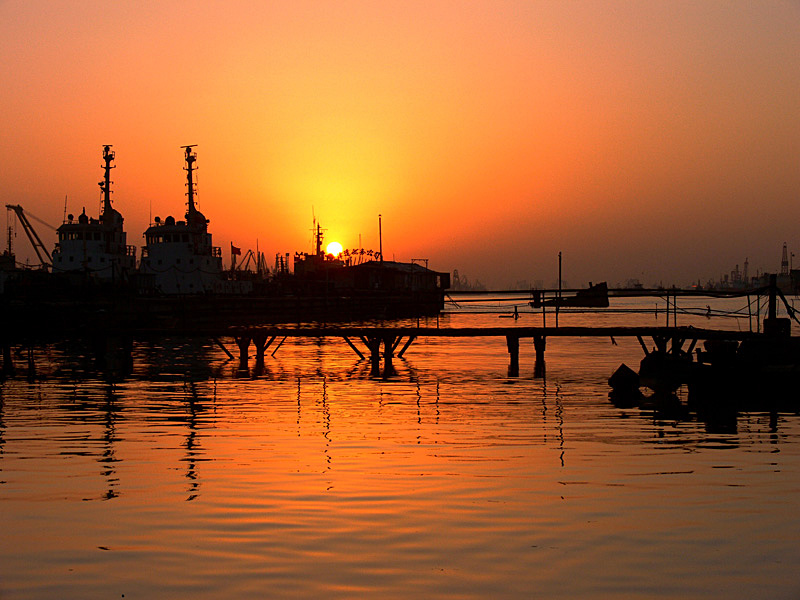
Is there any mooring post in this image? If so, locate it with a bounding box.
[533,335,546,379]
[506,335,520,377]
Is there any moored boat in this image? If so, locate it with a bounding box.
[51,145,137,281]
[138,146,227,294]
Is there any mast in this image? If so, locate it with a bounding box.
[781,242,789,276]
[182,145,198,217]
[99,144,115,216]
[315,223,323,256]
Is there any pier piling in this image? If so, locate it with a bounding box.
[533,335,546,378]
[234,336,251,370]
[253,334,268,364]
[382,335,395,376]
[506,335,520,377]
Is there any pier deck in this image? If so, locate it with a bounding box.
[223,325,759,340]
[216,325,764,378]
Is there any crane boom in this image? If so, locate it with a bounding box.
[5,205,52,267]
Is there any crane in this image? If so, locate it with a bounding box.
[5,204,53,268]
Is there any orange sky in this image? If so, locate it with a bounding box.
[1,1,798,287]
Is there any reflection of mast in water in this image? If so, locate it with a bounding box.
[435,379,440,427]
[296,377,302,437]
[184,382,204,501]
[416,381,422,444]
[540,382,548,444]
[320,378,331,476]
[99,384,120,500]
[555,383,565,468]
[0,388,5,484]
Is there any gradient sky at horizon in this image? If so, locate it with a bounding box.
[2,0,798,287]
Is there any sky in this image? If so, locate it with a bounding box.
[1,0,799,288]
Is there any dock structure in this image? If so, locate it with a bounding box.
[1,277,792,379]
[221,325,764,378]
[0,322,769,380]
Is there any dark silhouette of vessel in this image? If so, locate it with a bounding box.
[1,145,450,336]
[530,281,609,308]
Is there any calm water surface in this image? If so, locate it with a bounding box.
[1,296,799,599]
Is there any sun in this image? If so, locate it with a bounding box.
[325,241,343,257]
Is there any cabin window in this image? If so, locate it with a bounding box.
[100,257,105,263]
[177,258,181,264]
[189,259,194,265]
[69,256,74,262]
[158,259,162,265]
[182,234,189,242]
[87,257,92,262]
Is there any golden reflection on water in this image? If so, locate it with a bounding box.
[1,298,800,598]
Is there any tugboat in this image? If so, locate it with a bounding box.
[51,145,136,281]
[139,146,223,294]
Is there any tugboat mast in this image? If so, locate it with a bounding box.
[315,223,324,256]
[182,145,198,217]
[99,144,115,215]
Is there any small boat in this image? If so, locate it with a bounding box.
[530,281,609,308]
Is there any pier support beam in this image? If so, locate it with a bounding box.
[533,335,546,379]
[367,337,381,377]
[397,335,417,358]
[382,335,395,377]
[214,337,235,360]
[506,335,520,377]
[342,336,365,360]
[234,336,251,371]
[366,335,396,377]
[253,334,268,364]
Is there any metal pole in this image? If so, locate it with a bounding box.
[556,252,561,328]
[378,214,383,264]
[747,294,752,332]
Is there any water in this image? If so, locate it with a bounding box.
[1,295,799,599]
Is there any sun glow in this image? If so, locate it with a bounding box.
[326,241,343,257]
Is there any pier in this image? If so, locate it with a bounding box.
[0,322,767,381]
[1,278,794,380]
[220,325,762,378]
